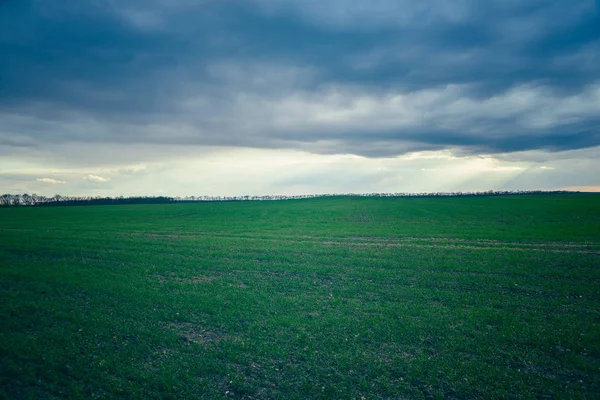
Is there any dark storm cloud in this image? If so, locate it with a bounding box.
[0,0,599,158]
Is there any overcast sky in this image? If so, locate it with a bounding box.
[1,0,599,196]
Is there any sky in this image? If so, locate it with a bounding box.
[1,0,599,196]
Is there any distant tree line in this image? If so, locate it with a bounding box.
[0,194,175,207]
[0,190,577,207]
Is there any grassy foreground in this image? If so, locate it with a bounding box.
[1,194,600,399]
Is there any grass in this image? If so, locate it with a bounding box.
[1,194,599,399]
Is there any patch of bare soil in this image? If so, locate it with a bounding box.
[167,322,226,344]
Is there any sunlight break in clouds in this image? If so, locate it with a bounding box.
[85,174,110,183]
[562,186,600,193]
[36,178,66,185]
[3,147,597,198]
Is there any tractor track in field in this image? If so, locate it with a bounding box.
[317,241,600,254]
[132,232,600,254]
[131,231,597,247]
[4,228,599,254]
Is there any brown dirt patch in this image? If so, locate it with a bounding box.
[167,322,226,344]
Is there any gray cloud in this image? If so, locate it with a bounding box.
[0,0,599,176]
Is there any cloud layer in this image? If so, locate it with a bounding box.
[0,1,599,194]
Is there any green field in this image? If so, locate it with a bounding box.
[1,194,600,399]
